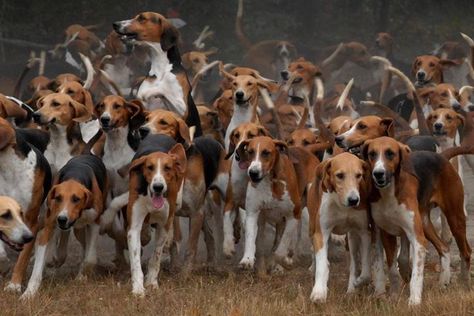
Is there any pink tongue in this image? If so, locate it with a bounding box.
[152,195,164,209]
[238,161,250,170]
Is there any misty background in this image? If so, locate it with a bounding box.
[0,0,473,91]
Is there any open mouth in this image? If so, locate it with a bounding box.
[236,99,249,106]
[0,232,24,252]
[150,192,167,209]
[433,130,447,136]
[58,220,75,231]
[374,179,389,188]
[415,78,432,87]
[115,30,138,42]
[101,124,116,132]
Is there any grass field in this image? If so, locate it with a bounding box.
[1,248,473,316]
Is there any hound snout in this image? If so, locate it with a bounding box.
[152,183,165,194]
[416,70,426,81]
[346,192,360,207]
[335,135,345,147]
[57,215,70,230]
[434,122,443,131]
[281,70,289,80]
[139,126,150,139]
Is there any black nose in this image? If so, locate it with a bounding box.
[57,216,68,227]
[152,183,164,193]
[335,135,344,146]
[248,169,260,181]
[452,102,461,111]
[112,22,121,31]
[235,91,244,100]
[373,170,385,180]
[32,112,41,123]
[434,122,443,130]
[417,71,425,80]
[281,70,289,80]
[139,126,150,139]
[100,116,110,126]
[22,233,33,244]
[347,196,360,207]
[469,105,474,112]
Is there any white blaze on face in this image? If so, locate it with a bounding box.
[248,143,262,177]
[151,158,167,194]
[373,155,386,175]
[340,121,358,139]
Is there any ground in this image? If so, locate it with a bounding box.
[2,160,474,315]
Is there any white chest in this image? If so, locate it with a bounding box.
[44,126,73,174]
[132,195,170,226]
[319,192,368,235]
[246,177,294,223]
[225,105,253,151]
[371,185,414,236]
[0,149,36,210]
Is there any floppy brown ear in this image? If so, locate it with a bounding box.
[0,124,15,150]
[0,97,27,120]
[257,126,270,137]
[257,79,279,94]
[70,100,92,123]
[225,128,239,160]
[94,101,104,117]
[176,117,191,145]
[81,89,94,114]
[168,143,187,176]
[126,99,144,119]
[128,156,147,175]
[83,187,93,210]
[360,139,373,161]
[380,117,394,137]
[46,184,58,208]
[160,20,179,51]
[181,53,192,70]
[273,139,289,155]
[317,159,333,193]
[439,59,460,67]
[219,62,237,81]
[457,113,465,127]
[234,139,250,162]
[411,57,420,77]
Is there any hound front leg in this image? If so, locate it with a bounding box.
[407,237,426,306]
[355,230,371,288]
[145,224,169,289]
[239,205,260,270]
[372,228,386,297]
[223,208,237,258]
[274,217,298,269]
[127,206,148,296]
[20,224,55,299]
[78,223,100,279]
[310,228,331,303]
[346,231,359,294]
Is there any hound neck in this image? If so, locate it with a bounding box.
[146,42,172,79]
[105,126,130,150]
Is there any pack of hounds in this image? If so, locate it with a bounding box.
[2,1,474,306]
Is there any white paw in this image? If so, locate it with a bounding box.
[20,289,36,300]
[131,286,145,297]
[239,256,255,270]
[4,282,21,293]
[145,280,158,290]
[408,296,421,306]
[223,239,236,258]
[310,287,327,303]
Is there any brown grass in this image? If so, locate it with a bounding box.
[1,260,473,316]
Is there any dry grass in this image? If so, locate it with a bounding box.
[1,258,474,316]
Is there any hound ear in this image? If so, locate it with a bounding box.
[181,53,191,70]
[457,113,465,127]
[47,184,58,208]
[273,139,288,155]
[411,57,420,77]
[168,143,187,176]
[176,117,191,145]
[127,99,145,130]
[94,101,104,117]
[234,139,250,165]
[257,126,270,137]
[380,117,394,137]
[219,62,237,81]
[439,59,460,67]
[160,21,179,51]
[84,188,93,209]
[225,128,239,160]
[0,124,15,150]
[0,97,27,120]
[206,110,220,129]
[317,160,333,193]
[360,139,372,161]
[81,89,94,114]
[129,156,147,174]
[70,100,92,122]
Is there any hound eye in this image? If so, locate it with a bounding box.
[247,82,252,86]
[71,195,80,203]
[429,62,435,67]
[113,104,121,110]
[446,115,452,120]
[303,140,310,146]
[248,149,255,155]
[137,15,145,22]
[433,115,438,119]
[54,196,63,203]
[192,59,199,64]
[67,89,74,94]
[1,210,12,220]
[234,132,240,139]
[233,82,237,86]
[261,150,270,158]
[416,61,421,67]
[288,140,294,145]
[147,165,154,171]
[385,150,395,160]
[441,93,448,97]
[159,119,167,125]
[164,165,172,172]
[368,151,377,160]
[357,123,367,129]
[296,65,303,70]
[336,173,344,180]
[355,173,362,179]
[52,101,60,107]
